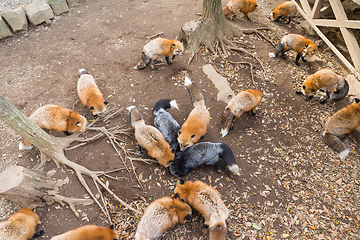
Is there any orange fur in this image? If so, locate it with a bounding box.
[221,89,262,137]
[322,98,360,159]
[77,69,107,116]
[128,106,174,167]
[301,69,346,101]
[135,196,192,240]
[223,0,258,20]
[281,34,317,57]
[134,38,183,70]
[50,225,118,240]
[19,104,87,150]
[178,77,210,151]
[0,208,42,240]
[174,180,229,240]
[271,1,296,22]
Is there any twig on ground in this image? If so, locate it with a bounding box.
[229,47,266,74]
[228,60,256,86]
[150,32,163,40]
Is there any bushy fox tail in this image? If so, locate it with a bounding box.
[322,132,350,159]
[19,138,33,150]
[153,99,179,117]
[184,76,205,107]
[127,106,144,128]
[209,223,227,240]
[330,80,349,100]
[269,41,284,58]
[134,52,151,70]
[79,68,90,76]
[219,143,240,176]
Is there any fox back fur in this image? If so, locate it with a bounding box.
[19,104,87,150]
[169,142,240,177]
[174,180,229,240]
[0,208,44,240]
[270,1,297,24]
[128,106,174,167]
[269,34,317,66]
[135,196,192,240]
[223,0,258,20]
[77,69,108,117]
[153,99,181,152]
[50,225,118,240]
[177,76,210,151]
[322,98,360,159]
[300,69,349,104]
[221,89,262,137]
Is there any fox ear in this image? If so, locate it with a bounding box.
[174,193,179,198]
[355,98,359,103]
[172,43,176,47]
[304,44,308,48]
[109,225,114,230]
[185,214,192,220]
[104,101,108,105]
[302,86,306,90]
[180,179,185,184]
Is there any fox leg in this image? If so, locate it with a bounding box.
[274,16,282,22]
[287,15,292,24]
[295,53,301,66]
[165,56,172,65]
[301,56,307,62]
[250,109,256,116]
[63,131,71,136]
[320,90,330,104]
[150,58,158,70]
[216,159,222,172]
[138,145,144,154]
[31,230,45,239]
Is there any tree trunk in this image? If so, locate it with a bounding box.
[178,0,242,64]
[0,165,93,216]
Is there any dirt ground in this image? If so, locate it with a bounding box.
[1,0,359,239]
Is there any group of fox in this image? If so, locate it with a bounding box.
[3,0,360,239]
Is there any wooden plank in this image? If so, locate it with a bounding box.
[311,0,324,19]
[328,0,360,71]
[299,0,312,16]
[291,0,358,75]
[313,19,360,29]
[340,28,360,71]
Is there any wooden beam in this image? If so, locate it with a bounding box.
[291,0,359,76]
[313,19,360,29]
[299,0,312,16]
[311,0,324,19]
[328,0,360,71]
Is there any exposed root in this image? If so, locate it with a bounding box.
[228,60,256,86]
[229,47,266,74]
[150,32,163,40]
[52,194,94,217]
[243,28,275,47]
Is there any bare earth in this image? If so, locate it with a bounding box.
[0,0,359,239]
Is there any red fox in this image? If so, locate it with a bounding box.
[223,0,258,21]
[127,106,174,167]
[0,208,45,240]
[19,104,87,150]
[177,76,210,151]
[270,1,297,24]
[134,38,184,70]
[297,69,349,104]
[269,34,317,66]
[221,89,262,137]
[322,98,360,160]
[50,225,118,240]
[77,69,108,117]
[135,196,192,240]
[174,180,229,240]
[169,142,241,177]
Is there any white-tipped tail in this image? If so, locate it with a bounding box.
[221,129,229,138]
[133,66,138,70]
[127,106,136,112]
[338,148,350,160]
[170,100,179,110]
[269,52,276,58]
[19,141,33,150]
[184,76,192,86]
[227,164,240,176]
[79,68,89,76]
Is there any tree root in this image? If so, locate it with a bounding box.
[229,47,266,74]
[243,28,275,47]
[228,60,256,87]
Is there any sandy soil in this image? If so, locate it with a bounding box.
[1,0,359,239]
